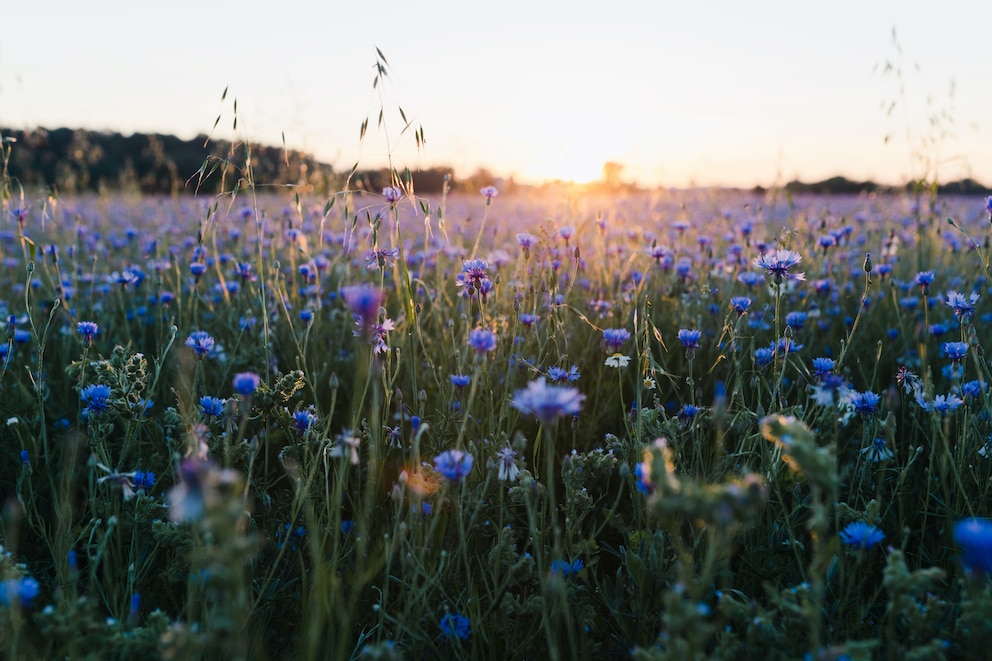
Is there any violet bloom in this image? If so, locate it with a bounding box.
[382,186,402,204]
[199,395,226,418]
[81,384,112,415]
[232,372,261,395]
[468,328,498,354]
[511,378,585,422]
[602,328,631,351]
[77,321,99,344]
[677,329,701,350]
[434,449,474,481]
[849,390,881,417]
[185,331,215,358]
[945,290,979,321]
[942,341,969,362]
[954,518,992,572]
[753,249,805,283]
[839,521,885,550]
[480,185,499,201]
[342,284,383,328]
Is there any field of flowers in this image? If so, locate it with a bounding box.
[1,167,992,660]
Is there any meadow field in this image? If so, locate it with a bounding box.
[1,176,992,660]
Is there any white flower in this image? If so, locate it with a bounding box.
[605,353,630,368]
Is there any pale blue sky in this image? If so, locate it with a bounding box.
[2,1,989,188]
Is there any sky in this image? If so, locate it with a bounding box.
[2,1,990,189]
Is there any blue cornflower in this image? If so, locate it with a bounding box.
[839,521,885,549]
[132,470,156,492]
[942,341,969,362]
[199,395,225,418]
[753,249,805,283]
[81,384,112,415]
[737,271,766,288]
[677,328,702,350]
[232,372,261,396]
[849,390,881,417]
[511,378,585,422]
[293,409,317,432]
[341,284,383,328]
[785,311,807,329]
[930,323,949,337]
[467,328,498,354]
[434,450,474,481]
[519,313,540,326]
[547,365,580,383]
[945,290,979,321]
[985,196,992,215]
[917,393,963,415]
[381,186,402,204]
[954,518,992,572]
[755,347,774,367]
[677,404,701,427]
[450,374,471,388]
[77,321,99,344]
[0,576,40,608]
[602,328,631,351]
[811,373,849,406]
[184,331,215,358]
[915,271,935,291]
[961,380,985,399]
[811,357,835,378]
[730,296,751,314]
[480,185,499,201]
[440,612,472,640]
[456,259,493,298]
[551,558,585,578]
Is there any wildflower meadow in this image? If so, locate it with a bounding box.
[4,129,992,659]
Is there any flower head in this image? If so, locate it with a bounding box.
[496,446,520,481]
[729,296,752,314]
[602,328,631,351]
[753,249,805,283]
[381,186,402,204]
[677,328,702,350]
[942,341,969,362]
[434,449,474,481]
[511,378,585,422]
[954,518,992,572]
[839,521,885,549]
[199,395,226,418]
[551,558,584,578]
[468,328,498,354]
[293,409,317,432]
[848,390,881,417]
[945,290,979,321]
[342,284,383,329]
[77,321,99,344]
[605,353,630,368]
[232,372,261,396]
[480,185,499,201]
[440,612,472,639]
[0,576,40,608]
[185,331,215,358]
[81,384,112,415]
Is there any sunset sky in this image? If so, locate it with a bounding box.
[2,1,990,188]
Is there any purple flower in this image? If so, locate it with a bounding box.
[516,232,538,249]
[915,271,935,291]
[811,357,835,377]
[945,290,979,321]
[382,186,402,203]
[0,576,40,608]
[942,341,969,362]
[753,249,805,283]
[77,321,99,344]
[480,185,499,200]
[450,374,471,388]
[293,409,317,432]
[456,259,493,299]
[496,446,520,481]
[677,328,701,350]
[199,395,226,418]
[839,521,885,549]
[849,390,881,417]
[440,612,472,639]
[551,558,585,578]
[468,328,498,354]
[342,284,383,327]
[602,328,631,351]
[185,331,215,358]
[132,470,156,492]
[81,384,112,414]
[511,378,585,422]
[954,518,992,572]
[232,372,261,395]
[729,296,751,314]
[434,449,474,481]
